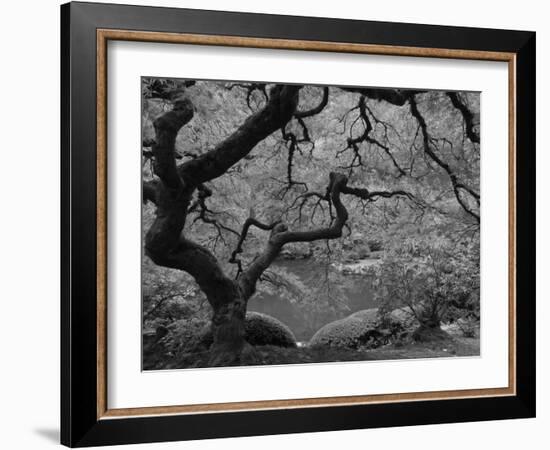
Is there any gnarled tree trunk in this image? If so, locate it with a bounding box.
[209,292,247,366]
[143,84,425,365]
[144,86,302,365]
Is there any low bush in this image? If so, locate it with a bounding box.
[174,311,297,352]
[368,238,480,331]
[243,311,297,347]
[310,308,408,349]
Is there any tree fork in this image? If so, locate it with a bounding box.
[144,85,302,365]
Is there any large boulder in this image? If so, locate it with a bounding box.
[310,308,381,349]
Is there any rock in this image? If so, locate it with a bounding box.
[332,258,381,275]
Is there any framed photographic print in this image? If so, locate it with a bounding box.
[61,1,536,447]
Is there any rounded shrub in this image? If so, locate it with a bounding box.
[244,311,297,347]
[310,308,380,349]
[197,311,297,349]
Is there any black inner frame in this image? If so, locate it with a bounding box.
[61,2,536,447]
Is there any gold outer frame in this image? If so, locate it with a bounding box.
[96,29,516,420]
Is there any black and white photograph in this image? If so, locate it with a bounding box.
[0,0,543,447]
[141,78,481,370]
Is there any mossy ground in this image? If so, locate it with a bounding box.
[145,332,479,370]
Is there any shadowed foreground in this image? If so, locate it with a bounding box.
[144,319,479,370]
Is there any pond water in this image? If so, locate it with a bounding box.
[248,257,380,341]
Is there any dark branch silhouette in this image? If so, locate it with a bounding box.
[295,87,329,118]
[447,92,480,144]
[408,95,480,223]
[145,85,301,365]
[142,82,479,366]
[339,87,424,106]
[238,172,350,299]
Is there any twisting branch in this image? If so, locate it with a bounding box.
[191,184,240,244]
[339,87,424,106]
[283,126,298,187]
[340,96,406,176]
[178,85,301,186]
[284,191,332,225]
[277,123,309,197]
[151,98,195,189]
[340,184,426,216]
[143,78,195,100]
[146,84,301,312]
[446,92,480,144]
[408,95,480,223]
[341,184,419,204]
[227,83,269,109]
[238,172,349,299]
[295,87,329,118]
[229,218,281,277]
[145,99,239,310]
[230,218,281,262]
[295,117,315,154]
[143,83,307,363]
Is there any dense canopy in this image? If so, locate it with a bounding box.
[141,78,480,368]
